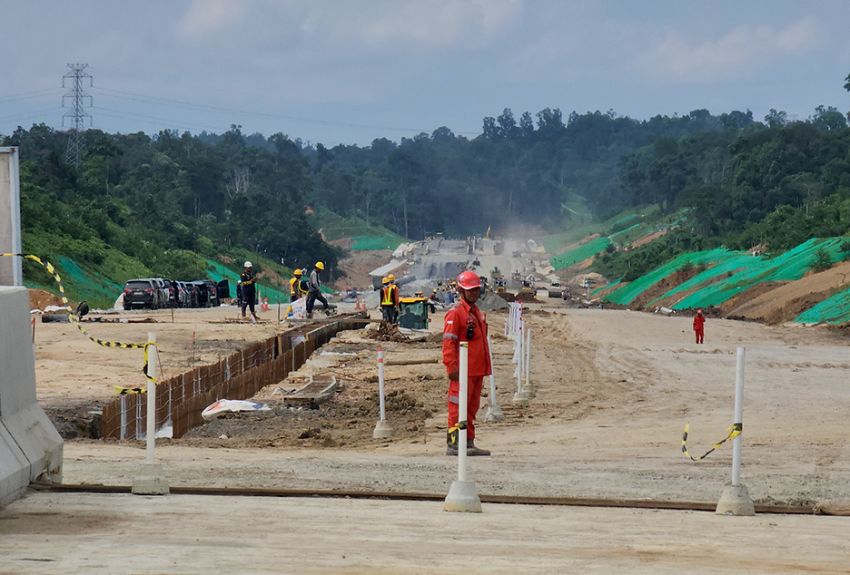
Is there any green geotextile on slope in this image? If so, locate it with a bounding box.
[55,256,124,306]
[795,288,850,324]
[351,234,404,251]
[649,253,757,306]
[604,248,735,306]
[673,238,846,310]
[551,236,611,270]
[591,279,621,297]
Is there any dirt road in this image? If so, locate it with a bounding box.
[10,301,850,572]
[2,492,849,575]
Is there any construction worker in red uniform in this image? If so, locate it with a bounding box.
[442,270,491,456]
[380,274,400,324]
[693,308,705,344]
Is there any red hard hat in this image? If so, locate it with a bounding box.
[456,270,481,290]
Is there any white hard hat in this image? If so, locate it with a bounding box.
[244,261,253,268]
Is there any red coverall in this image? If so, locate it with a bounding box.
[693,313,705,344]
[442,298,492,440]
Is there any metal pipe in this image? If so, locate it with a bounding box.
[41,483,845,515]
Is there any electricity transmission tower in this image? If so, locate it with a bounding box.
[62,63,93,167]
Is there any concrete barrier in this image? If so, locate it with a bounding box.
[0,287,63,507]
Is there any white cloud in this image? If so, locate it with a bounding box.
[299,0,522,50]
[179,0,246,39]
[637,16,823,83]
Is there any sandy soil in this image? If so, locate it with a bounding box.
[330,246,394,291]
[630,228,668,248]
[46,303,850,508]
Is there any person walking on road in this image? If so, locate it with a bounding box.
[442,270,491,457]
[239,261,258,324]
[380,274,400,324]
[693,308,705,344]
[306,261,330,317]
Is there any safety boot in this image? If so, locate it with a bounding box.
[446,427,459,456]
[466,440,490,456]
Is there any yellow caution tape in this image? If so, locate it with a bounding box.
[682,422,742,461]
[115,385,146,395]
[3,252,155,382]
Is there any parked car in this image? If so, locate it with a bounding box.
[191,280,212,307]
[122,279,159,310]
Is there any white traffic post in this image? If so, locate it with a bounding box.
[444,342,482,512]
[524,327,535,398]
[373,347,393,438]
[484,334,504,422]
[145,333,157,464]
[132,333,169,495]
[512,321,529,406]
[716,346,754,515]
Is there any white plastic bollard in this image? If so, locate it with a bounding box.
[716,346,754,515]
[444,342,482,512]
[132,332,169,495]
[524,327,535,398]
[146,333,157,464]
[373,347,393,438]
[512,321,529,406]
[484,334,504,422]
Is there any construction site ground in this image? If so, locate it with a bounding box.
[4,298,850,573]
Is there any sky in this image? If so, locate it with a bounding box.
[1,0,849,146]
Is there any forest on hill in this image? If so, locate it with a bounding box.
[2,73,849,293]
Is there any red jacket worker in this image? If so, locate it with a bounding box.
[442,270,492,456]
[693,309,705,344]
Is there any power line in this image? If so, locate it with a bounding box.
[0,88,63,104]
[93,105,231,133]
[62,63,93,167]
[91,85,480,136]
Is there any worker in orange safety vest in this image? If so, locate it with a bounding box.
[441,270,491,456]
[379,274,400,324]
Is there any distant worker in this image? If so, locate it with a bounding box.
[289,269,304,303]
[306,261,330,317]
[693,308,705,344]
[442,270,491,457]
[380,274,400,324]
[239,261,258,324]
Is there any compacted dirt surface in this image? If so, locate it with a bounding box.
[5,297,850,573]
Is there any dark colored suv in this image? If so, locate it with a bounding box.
[123,279,159,309]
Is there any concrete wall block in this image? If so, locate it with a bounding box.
[0,287,63,507]
[0,424,30,507]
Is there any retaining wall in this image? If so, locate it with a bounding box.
[0,287,63,507]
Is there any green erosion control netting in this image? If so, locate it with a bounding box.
[551,236,611,270]
[604,248,734,306]
[351,234,404,251]
[605,238,847,310]
[649,253,756,306]
[795,288,850,324]
[674,238,846,310]
[54,256,123,307]
[205,260,289,302]
[591,279,621,297]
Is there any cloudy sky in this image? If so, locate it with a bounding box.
[2,0,849,145]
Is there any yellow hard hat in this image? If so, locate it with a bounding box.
[315,261,325,270]
[294,269,302,276]
[387,273,396,281]
[382,276,390,285]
